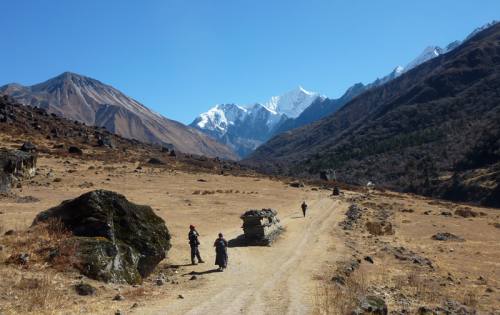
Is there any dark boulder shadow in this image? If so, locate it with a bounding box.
[228,234,271,247]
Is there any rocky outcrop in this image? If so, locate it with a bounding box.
[231,209,283,246]
[32,190,171,284]
[0,148,37,193]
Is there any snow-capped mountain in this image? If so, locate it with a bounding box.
[191,87,320,157]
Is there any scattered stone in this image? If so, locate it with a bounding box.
[431,232,464,242]
[364,256,374,264]
[353,295,388,315]
[113,294,125,301]
[455,208,478,218]
[156,278,165,286]
[289,181,304,188]
[6,252,30,265]
[366,221,394,236]
[382,245,433,269]
[197,179,207,182]
[20,142,37,153]
[423,211,432,215]
[147,158,165,165]
[178,294,184,299]
[115,310,123,315]
[400,208,414,213]
[97,136,115,148]
[32,190,171,284]
[440,211,452,217]
[68,146,83,155]
[189,275,198,280]
[331,275,346,285]
[0,148,37,193]
[229,209,283,246]
[339,204,363,230]
[4,229,15,236]
[74,283,96,296]
[131,303,139,309]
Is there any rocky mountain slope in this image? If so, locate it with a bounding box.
[246,22,500,207]
[190,86,320,157]
[276,21,499,135]
[0,72,237,159]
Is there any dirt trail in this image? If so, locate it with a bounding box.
[142,196,348,315]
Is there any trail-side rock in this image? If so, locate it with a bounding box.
[455,208,478,218]
[0,148,37,193]
[68,146,83,155]
[229,209,283,246]
[432,232,464,242]
[381,245,433,269]
[353,295,388,315]
[97,136,115,149]
[339,204,363,230]
[20,142,37,152]
[289,181,304,188]
[147,157,165,165]
[32,190,171,284]
[74,283,96,296]
[366,221,394,236]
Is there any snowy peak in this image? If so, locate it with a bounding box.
[405,46,444,71]
[264,86,319,118]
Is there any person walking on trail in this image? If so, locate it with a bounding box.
[188,225,204,265]
[301,201,308,217]
[214,233,228,272]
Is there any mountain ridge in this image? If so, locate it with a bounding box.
[245,22,500,207]
[0,72,238,159]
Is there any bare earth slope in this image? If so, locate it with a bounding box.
[0,72,237,159]
[246,23,500,207]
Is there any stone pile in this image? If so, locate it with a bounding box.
[239,209,283,246]
[0,148,37,193]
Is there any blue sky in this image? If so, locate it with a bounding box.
[1,1,498,124]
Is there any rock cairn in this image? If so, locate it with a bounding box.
[239,209,283,246]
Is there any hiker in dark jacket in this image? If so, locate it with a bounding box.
[301,201,308,217]
[214,233,228,272]
[188,225,204,265]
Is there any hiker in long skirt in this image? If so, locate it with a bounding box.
[214,233,228,272]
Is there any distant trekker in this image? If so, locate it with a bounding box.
[301,201,308,217]
[214,233,228,272]
[188,225,204,265]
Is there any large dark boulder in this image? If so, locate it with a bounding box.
[32,190,171,284]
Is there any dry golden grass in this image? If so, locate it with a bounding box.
[313,272,368,315]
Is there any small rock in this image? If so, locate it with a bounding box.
[440,211,452,217]
[113,294,125,301]
[68,146,83,155]
[354,295,388,315]
[20,142,37,152]
[331,275,346,286]
[178,294,184,299]
[53,178,62,183]
[74,283,96,296]
[455,208,478,218]
[364,256,374,264]
[431,232,464,242]
[115,310,123,315]
[4,229,15,236]
[289,181,304,188]
[156,278,165,286]
[485,287,494,293]
[131,303,139,308]
[189,275,198,280]
[423,211,432,215]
